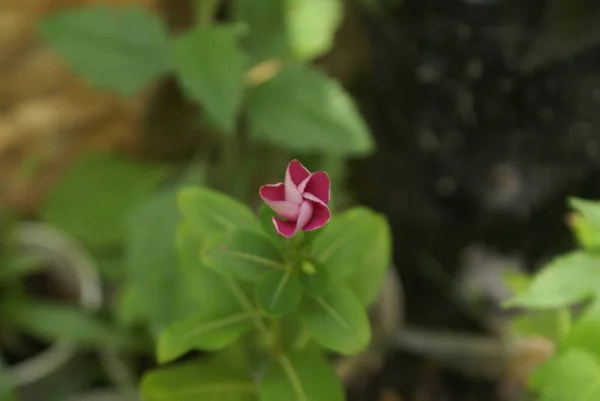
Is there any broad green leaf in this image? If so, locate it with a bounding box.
[126,185,197,335]
[569,197,600,252]
[298,260,330,297]
[38,5,171,96]
[531,349,600,401]
[299,285,370,355]
[141,358,256,401]
[5,301,138,350]
[510,310,565,343]
[259,351,344,401]
[505,251,600,309]
[312,207,391,305]
[256,270,302,316]
[563,298,600,360]
[286,0,343,60]
[173,25,245,132]
[247,63,374,156]
[176,222,240,312]
[235,0,289,62]
[43,152,168,248]
[157,307,255,363]
[202,229,285,282]
[178,187,259,239]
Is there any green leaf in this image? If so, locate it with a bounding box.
[298,260,330,297]
[141,358,256,401]
[504,251,600,309]
[299,285,370,355]
[176,222,241,312]
[157,307,255,363]
[5,301,137,350]
[125,185,197,334]
[259,350,344,401]
[569,197,600,252]
[563,298,600,360]
[247,63,374,156]
[202,229,285,282]
[286,0,343,60]
[311,207,392,305]
[173,25,246,132]
[235,0,289,62]
[256,270,302,316]
[43,151,168,248]
[0,254,42,283]
[178,187,259,239]
[509,310,565,343]
[531,349,600,401]
[38,5,171,96]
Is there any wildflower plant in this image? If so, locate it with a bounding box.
[140,160,392,401]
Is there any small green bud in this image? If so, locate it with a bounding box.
[301,260,316,275]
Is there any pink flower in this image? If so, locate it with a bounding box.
[259,160,331,238]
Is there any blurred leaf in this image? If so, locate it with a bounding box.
[0,255,42,283]
[173,25,246,132]
[256,270,302,316]
[299,285,370,355]
[247,63,374,156]
[43,152,169,248]
[563,298,600,360]
[141,358,255,401]
[125,167,204,335]
[311,207,391,305]
[510,310,565,343]
[259,351,344,401]
[0,356,14,401]
[6,301,137,350]
[38,5,171,95]
[287,0,343,60]
[569,197,600,252]
[202,229,285,282]
[236,0,289,62]
[531,349,600,401]
[504,251,600,309]
[522,0,600,71]
[178,187,260,239]
[176,222,239,312]
[299,260,330,297]
[157,306,255,363]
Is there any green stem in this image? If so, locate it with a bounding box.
[195,0,220,26]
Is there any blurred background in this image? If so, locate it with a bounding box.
[1,0,599,400]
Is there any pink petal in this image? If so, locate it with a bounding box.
[295,201,313,231]
[298,171,330,205]
[285,160,310,204]
[259,183,285,202]
[303,202,331,231]
[260,184,301,220]
[273,216,297,238]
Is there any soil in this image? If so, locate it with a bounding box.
[347,0,600,400]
